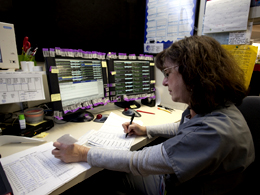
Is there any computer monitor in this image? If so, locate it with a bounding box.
[107,59,156,109]
[45,57,108,122]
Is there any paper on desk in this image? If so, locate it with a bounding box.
[0,142,91,195]
[86,112,143,150]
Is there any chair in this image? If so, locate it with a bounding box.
[233,96,260,194]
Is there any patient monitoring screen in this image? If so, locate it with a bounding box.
[55,59,104,107]
[113,60,151,95]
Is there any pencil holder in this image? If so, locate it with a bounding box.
[18,55,36,69]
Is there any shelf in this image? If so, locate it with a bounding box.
[249,6,260,22]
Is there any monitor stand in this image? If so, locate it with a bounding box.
[62,110,94,122]
[114,100,141,109]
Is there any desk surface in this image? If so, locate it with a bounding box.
[0,105,183,195]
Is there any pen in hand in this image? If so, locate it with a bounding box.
[125,113,135,138]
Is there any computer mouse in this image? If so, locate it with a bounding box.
[122,108,141,117]
[93,114,108,123]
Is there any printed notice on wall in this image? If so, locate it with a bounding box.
[144,0,197,53]
[228,22,253,45]
[204,0,251,33]
[222,45,258,89]
[0,72,45,104]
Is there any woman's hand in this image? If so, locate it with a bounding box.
[122,122,147,136]
[52,142,90,163]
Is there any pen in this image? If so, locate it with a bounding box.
[158,107,172,114]
[136,110,155,115]
[158,105,174,111]
[125,113,135,138]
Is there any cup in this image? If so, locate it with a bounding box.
[27,61,34,72]
[21,61,29,71]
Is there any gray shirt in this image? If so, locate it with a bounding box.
[163,104,255,183]
[87,122,179,176]
[87,104,254,183]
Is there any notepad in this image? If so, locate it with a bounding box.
[85,112,143,150]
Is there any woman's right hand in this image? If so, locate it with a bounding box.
[122,122,147,136]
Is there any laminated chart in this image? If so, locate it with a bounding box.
[0,72,45,104]
[144,0,197,51]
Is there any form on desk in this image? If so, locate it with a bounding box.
[78,112,144,150]
[0,142,91,195]
[0,112,143,195]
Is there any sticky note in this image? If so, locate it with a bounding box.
[51,94,61,102]
[51,69,59,74]
[35,132,49,138]
[102,61,107,67]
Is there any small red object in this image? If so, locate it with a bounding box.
[23,36,31,52]
[124,108,129,111]
[96,114,102,119]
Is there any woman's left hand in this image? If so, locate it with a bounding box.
[52,142,90,163]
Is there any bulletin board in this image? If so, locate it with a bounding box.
[144,0,198,53]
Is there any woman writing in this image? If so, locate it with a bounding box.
[52,35,254,195]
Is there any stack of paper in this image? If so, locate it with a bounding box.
[79,112,143,150]
[0,142,91,195]
[0,112,143,195]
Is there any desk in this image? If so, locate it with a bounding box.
[0,105,183,195]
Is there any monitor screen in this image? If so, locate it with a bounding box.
[56,59,104,107]
[45,57,108,121]
[107,59,155,108]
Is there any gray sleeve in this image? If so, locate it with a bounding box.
[87,143,175,176]
[146,122,180,139]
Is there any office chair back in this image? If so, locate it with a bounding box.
[235,96,260,194]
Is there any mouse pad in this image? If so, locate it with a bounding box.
[122,109,141,117]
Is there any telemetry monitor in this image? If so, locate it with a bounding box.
[45,57,108,122]
[107,59,155,109]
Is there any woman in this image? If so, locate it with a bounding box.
[52,35,255,194]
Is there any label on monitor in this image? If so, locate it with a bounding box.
[51,93,61,102]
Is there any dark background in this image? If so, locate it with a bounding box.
[0,0,147,62]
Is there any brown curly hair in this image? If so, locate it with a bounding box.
[155,35,247,114]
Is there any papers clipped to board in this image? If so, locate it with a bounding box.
[77,112,143,150]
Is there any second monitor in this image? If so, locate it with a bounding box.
[107,59,155,109]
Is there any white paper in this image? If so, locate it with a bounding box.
[0,142,91,195]
[57,134,78,145]
[228,21,253,45]
[204,0,251,33]
[144,43,164,53]
[0,135,45,146]
[0,72,45,104]
[86,112,143,150]
[229,32,247,45]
